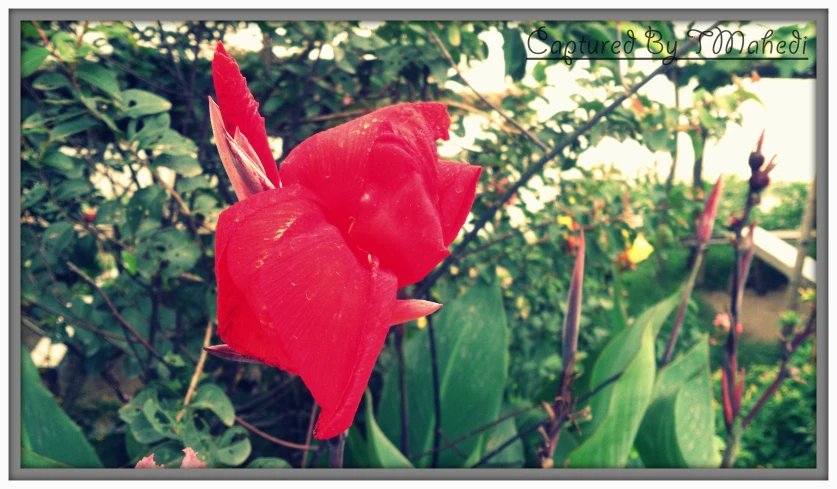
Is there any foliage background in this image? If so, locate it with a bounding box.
[19,19,816,469]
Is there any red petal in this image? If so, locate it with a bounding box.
[280,103,454,287]
[212,41,280,187]
[209,97,274,201]
[437,160,482,246]
[389,299,442,326]
[215,186,398,439]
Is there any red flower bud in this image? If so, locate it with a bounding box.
[696,175,723,244]
[749,170,770,193]
[82,209,96,224]
[749,130,766,172]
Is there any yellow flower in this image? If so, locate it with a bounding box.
[556,215,574,228]
[568,196,576,205]
[626,233,654,264]
[416,317,427,329]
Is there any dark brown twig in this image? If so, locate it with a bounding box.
[67,262,170,367]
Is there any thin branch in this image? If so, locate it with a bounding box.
[67,262,170,367]
[410,404,543,462]
[471,420,546,468]
[427,27,548,152]
[426,306,443,468]
[742,307,816,428]
[234,415,316,451]
[175,318,214,422]
[413,22,720,299]
[301,403,319,468]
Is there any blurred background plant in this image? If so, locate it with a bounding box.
[19,19,816,469]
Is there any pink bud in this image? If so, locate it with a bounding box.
[179,448,207,469]
[696,175,723,244]
[135,454,163,469]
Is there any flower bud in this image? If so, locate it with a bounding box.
[749,170,770,193]
[749,130,766,172]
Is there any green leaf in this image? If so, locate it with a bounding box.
[32,72,71,91]
[21,344,104,468]
[215,427,251,467]
[76,62,121,98]
[121,249,137,276]
[42,151,74,171]
[502,29,526,82]
[560,292,680,468]
[190,384,235,427]
[22,184,47,210]
[635,336,720,468]
[21,447,74,468]
[155,154,202,177]
[42,221,74,258]
[120,89,172,118]
[248,457,292,468]
[22,47,50,78]
[477,405,525,468]
[689,130,705,162]
[378,277,509,468]
[50,115,99,140]
[364,391,413,468]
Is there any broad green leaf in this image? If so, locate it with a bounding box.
[364,391,413,468]
[21,447,73,468]
[42,221,74,258]
[476,405,525,468]
[120,89,172,118]
[50,115,99,140]
[502,29,526,82]
[42,151,74,171]
[635,336,720,468]
[22,184,47,210]
[155,154,202,177]
[560,292,679,468]
[248,457,292,468]
[378,277,509,468]
[32,72,71,91]
[22,47,50,78]
[345,426,370,468]
[190,383,235,427]
[76,62,121,98]
[215,426,251,467]
[21,344,104,468]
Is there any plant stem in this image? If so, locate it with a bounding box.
[427,311,443,468]
[328,432,346,468]
[395,323,410,457]
[661,247,705,366]
[175,317,214,423]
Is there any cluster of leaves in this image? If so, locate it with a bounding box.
[20,19,814,469]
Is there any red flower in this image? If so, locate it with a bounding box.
[207,42,481,440]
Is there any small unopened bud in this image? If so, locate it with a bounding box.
[749,130,766,172]
[696,175,723,244]
[749,170,770,193]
